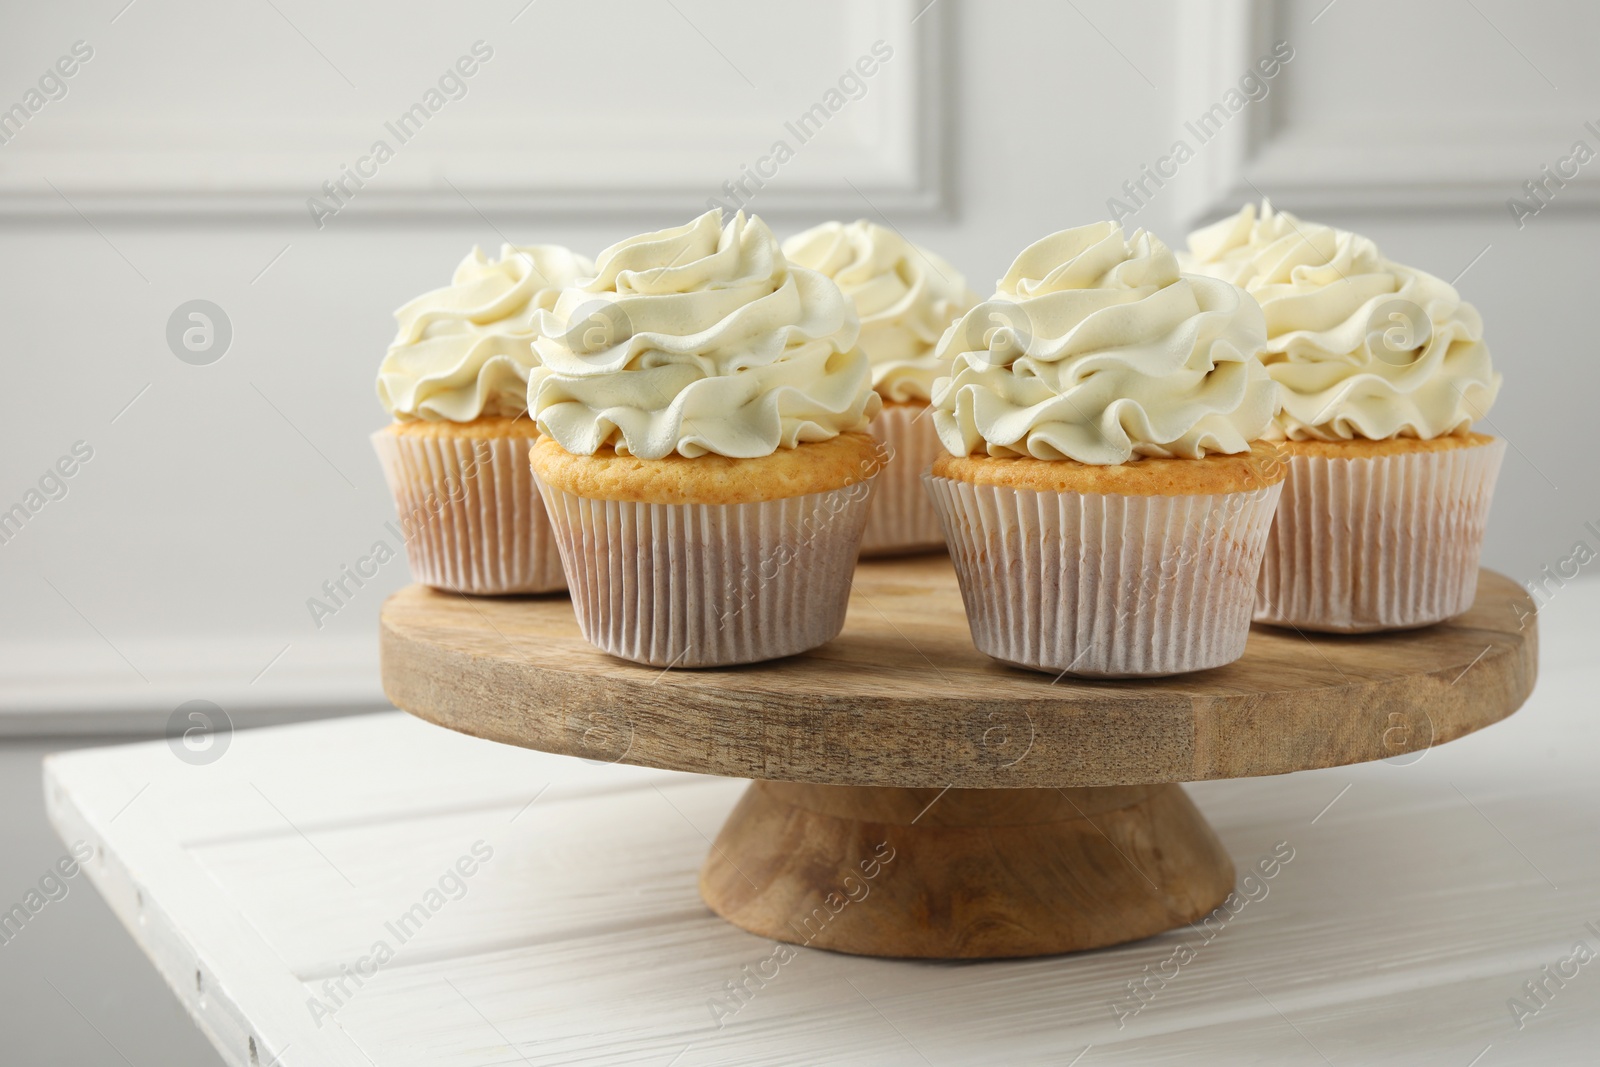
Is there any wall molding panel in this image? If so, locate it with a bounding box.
[1175,0,1600,222]
[0,636,384,735]
[0,0,947,222]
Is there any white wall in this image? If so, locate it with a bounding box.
[0,0,1592,722]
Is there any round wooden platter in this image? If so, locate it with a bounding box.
[380,557,1538,959]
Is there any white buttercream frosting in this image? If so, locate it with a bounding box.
[782,220,978,403]
[1181,201,1501,441]
[526,210,879,459]
[931,221,1277,464]
[378,244,595,422]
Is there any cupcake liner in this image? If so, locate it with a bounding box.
[924,475,1283,677]
[1255,438,1505,632]
[371,428,565,595]
[860,403,947,557]
[534,478,876,667]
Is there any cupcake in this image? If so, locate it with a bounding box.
[924,222,1284,677]
[1182,202,1504,632]
[373,243,594,595]
[782,220,978,555]
[525,210,883,668]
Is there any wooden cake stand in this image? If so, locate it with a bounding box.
[379,556,1537,959]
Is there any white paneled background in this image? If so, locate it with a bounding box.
[0,0,1595,726]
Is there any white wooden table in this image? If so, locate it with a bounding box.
[45,586,1600,1066]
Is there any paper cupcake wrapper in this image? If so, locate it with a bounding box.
[1255,438,1505,632]
[860,403,947,557]
[924,475,1283,677]
[371,428,565,595]
[534,478,876,667]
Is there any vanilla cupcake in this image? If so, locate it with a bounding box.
[924,222,1283,677]
[783,221,977,556]
[526,210,883,667]
[373,244,594,595]
[1182,202,1504,632]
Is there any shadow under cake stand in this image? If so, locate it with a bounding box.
[379,556,1538,959]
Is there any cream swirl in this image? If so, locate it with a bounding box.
[781,220,978,403]
[1181,201,1501,441]
[931,222,1277,464]
[378,244,595,422]
[526,210,879,459]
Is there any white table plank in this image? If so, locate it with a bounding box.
[44,586,1600,1066]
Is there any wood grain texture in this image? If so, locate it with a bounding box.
[380,557,1538,788]
[700,782,1236,958]
[40,573,1600,1067]
[42,636,1600,1067]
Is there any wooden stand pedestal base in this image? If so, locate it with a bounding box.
[699,781,1237,959]
[382,558,1536,961]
